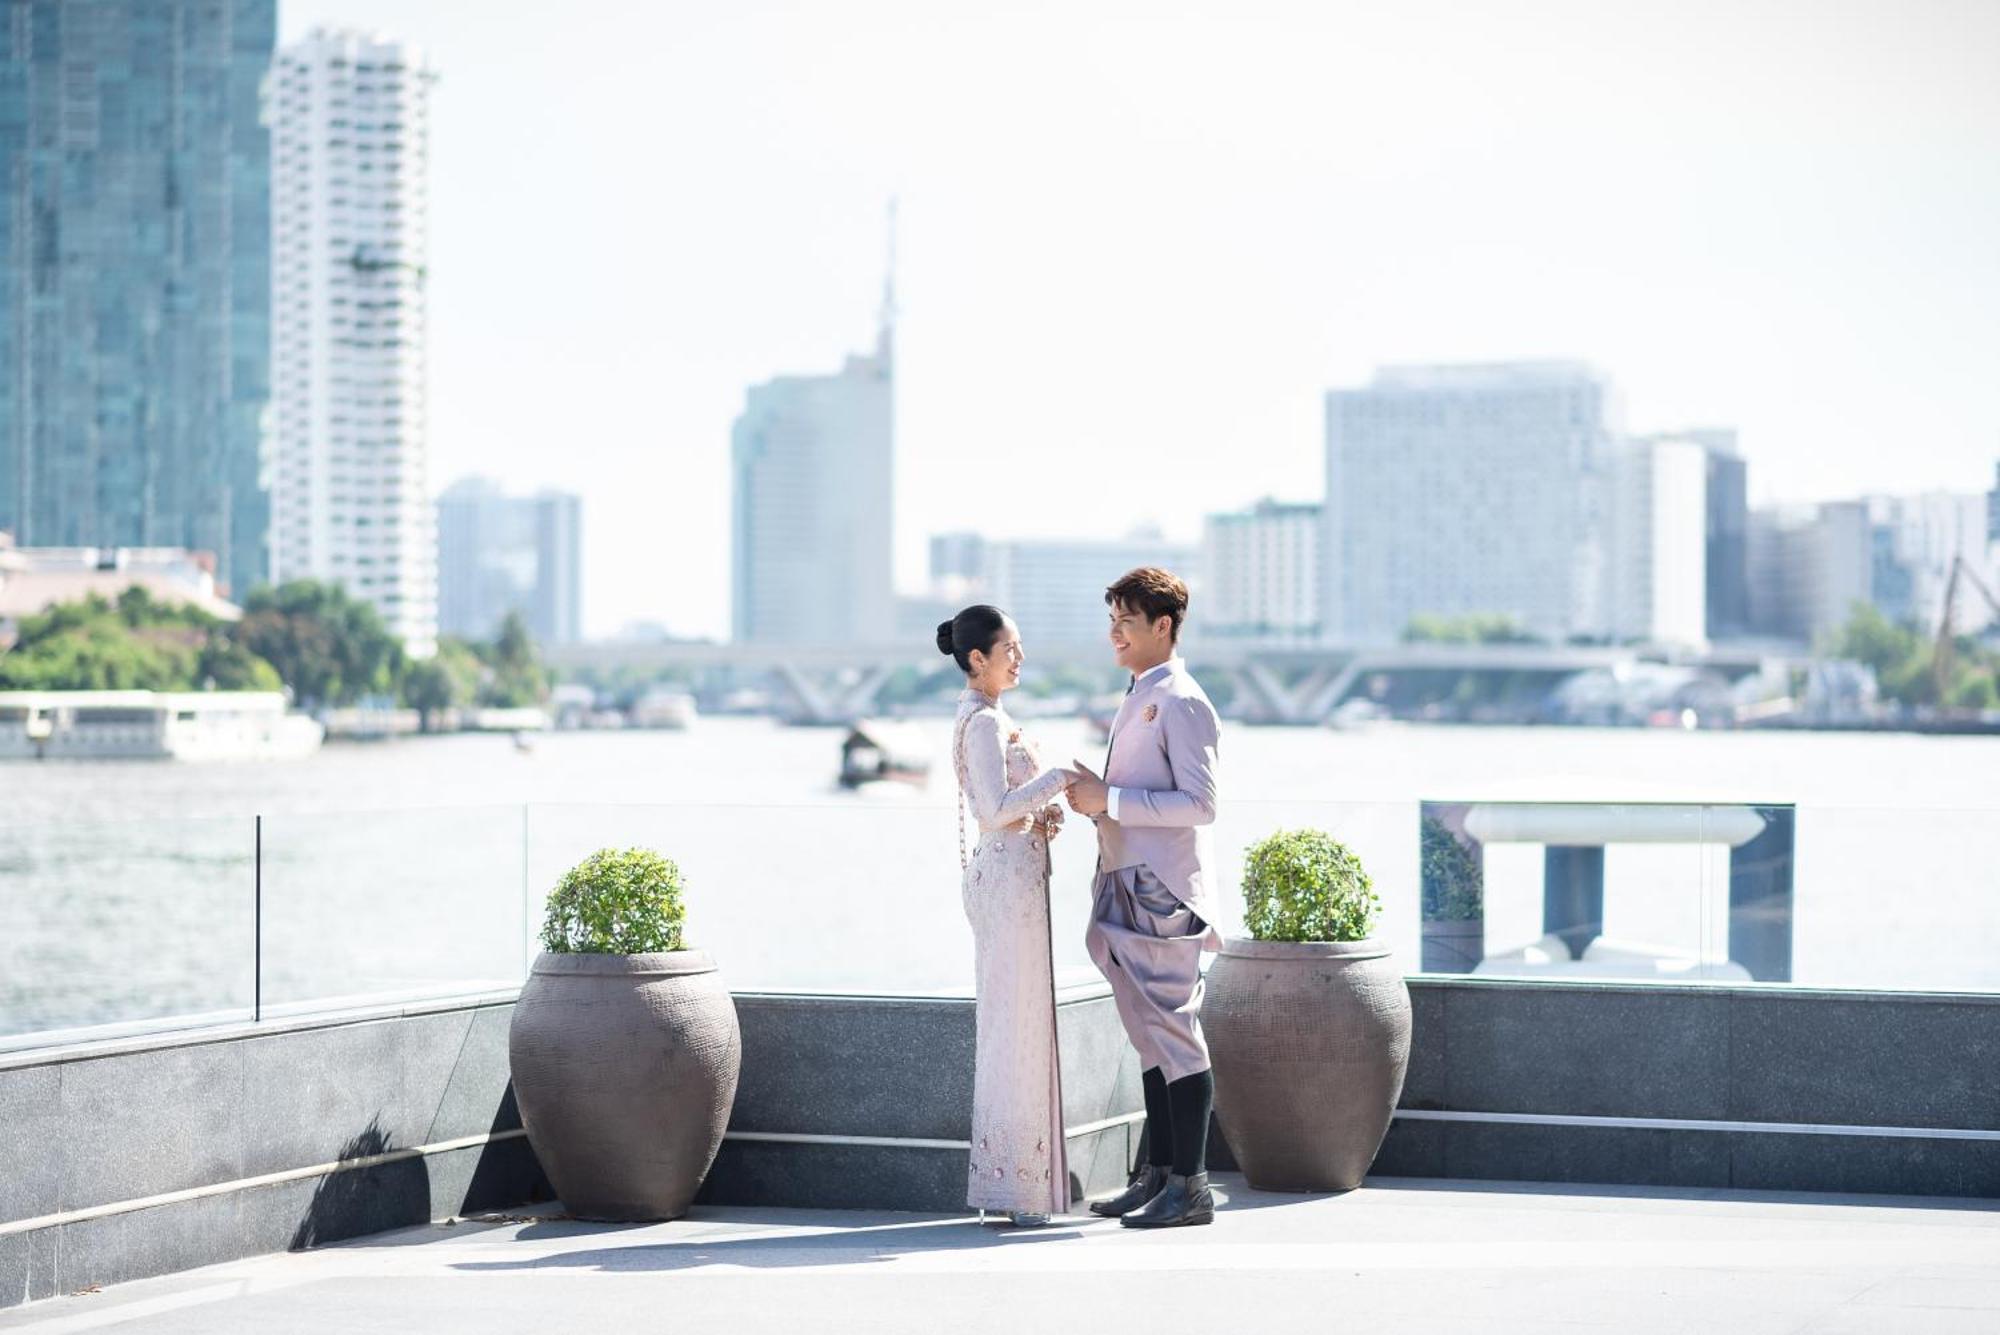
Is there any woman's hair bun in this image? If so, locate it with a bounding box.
[934,620,956,656]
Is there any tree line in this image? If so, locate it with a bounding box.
[0,581,548,728]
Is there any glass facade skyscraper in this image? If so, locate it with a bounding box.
[1,0,274,598]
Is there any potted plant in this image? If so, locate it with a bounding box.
[1204,829,1412,1192]
[507,847,741,1221]
[1419,813,1485,972]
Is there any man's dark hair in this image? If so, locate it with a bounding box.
[1104,567,1189,643]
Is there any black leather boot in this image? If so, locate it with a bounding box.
[1119,1172,1215,1229]
[1088,1163,1170,1218]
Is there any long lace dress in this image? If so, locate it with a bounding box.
[954,687,1072,1215]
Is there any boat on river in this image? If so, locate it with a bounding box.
[0,691,324,761]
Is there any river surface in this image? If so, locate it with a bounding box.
[4,718,1997,1043]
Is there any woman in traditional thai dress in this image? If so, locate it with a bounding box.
[937,605,1077,1227]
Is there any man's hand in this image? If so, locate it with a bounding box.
[1066,759,1109,817]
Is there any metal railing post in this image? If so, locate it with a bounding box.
[254,814,263,1023]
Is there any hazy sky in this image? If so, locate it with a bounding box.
[280,0,2000,640]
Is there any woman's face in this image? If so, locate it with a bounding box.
[970,618,1025,694]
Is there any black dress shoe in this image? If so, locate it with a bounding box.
[1119,1172,1215,1229]
[1088,1164,1170,1218]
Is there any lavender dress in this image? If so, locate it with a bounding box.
[953,688,1072,1214]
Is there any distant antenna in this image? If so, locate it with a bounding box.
[877,196,898,365]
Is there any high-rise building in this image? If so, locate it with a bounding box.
[1,0,275,599]
[929,532,987,585]
[977,533,1202,648]
[1987,460,1999,547]
[1202,499,1320,641]
[1691,431,1752,639]
[731,257,895,646]
[268,29,437,655]
[436,478,582,645]
[1865,491,1994,634]
[1749,490,1998,644]
[1324,363,1619,645]
[1747,502,1872,644]
[1609,438,1708,648]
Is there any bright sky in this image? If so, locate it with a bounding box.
[280,0,2000,641]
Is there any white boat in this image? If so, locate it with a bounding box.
[630,689,698,730]
[0,691,324,761]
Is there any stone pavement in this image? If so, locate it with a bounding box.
[4,1174,1997,1334]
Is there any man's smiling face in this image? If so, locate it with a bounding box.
[1108,600,1173,674]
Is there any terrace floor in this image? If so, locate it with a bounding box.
[5,1174,1998,1334]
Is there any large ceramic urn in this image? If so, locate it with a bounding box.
[508,950,741,1221]
[1205,938,1412,1192]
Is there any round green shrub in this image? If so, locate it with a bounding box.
[1241,828,1378,943]
[539,847,687,954]
[1420,815,1484,921]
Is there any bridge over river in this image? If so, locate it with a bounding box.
[546,640,1798,725]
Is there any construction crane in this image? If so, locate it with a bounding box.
[1932,554,2000,706]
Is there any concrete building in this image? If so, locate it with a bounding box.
[1677,429,1753,640]
[976,532,1201,648]
[1864,491,1995,635]
[1747,502,1873,644]
[1988,460,1999,547]
[1202,499,1320,641]
[0,534,241,646]
[928,533,987,585]
[436,478,582,645]
[1748,490,1999,644]
[1,0,275,599]
[1610,438,1709,648]
[731,299,895,647]
[1324,362,1620,646]
[268,28,438,656]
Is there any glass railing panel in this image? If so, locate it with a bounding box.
[1409,800,1760,984]
[0,814,255,1050]
[526,802,979,996]
[1789,804,2000,993]
[256,804,528,1014]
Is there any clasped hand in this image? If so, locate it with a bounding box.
[1064,759,1109,817]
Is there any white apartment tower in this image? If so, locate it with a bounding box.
[977,533,1202,648]
[1610,438,1708,648]
[268,29,438,655]
[1203,499,1320,641]
[1324,363,1620,646]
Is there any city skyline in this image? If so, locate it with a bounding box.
[237,2,2000,637]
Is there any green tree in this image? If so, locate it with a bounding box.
[1820,602,2000,710]
[195,637,284,691]
[236,581,404,710]
[400,637,486,730]
[1948,670,1998,711]
[477,611,546,707]
[0,590,283,692]
[1403,613,1542,645]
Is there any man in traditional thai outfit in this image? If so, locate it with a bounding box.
[1067,566,1222,1229]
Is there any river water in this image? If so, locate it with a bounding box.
[4,717,1997,1043]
